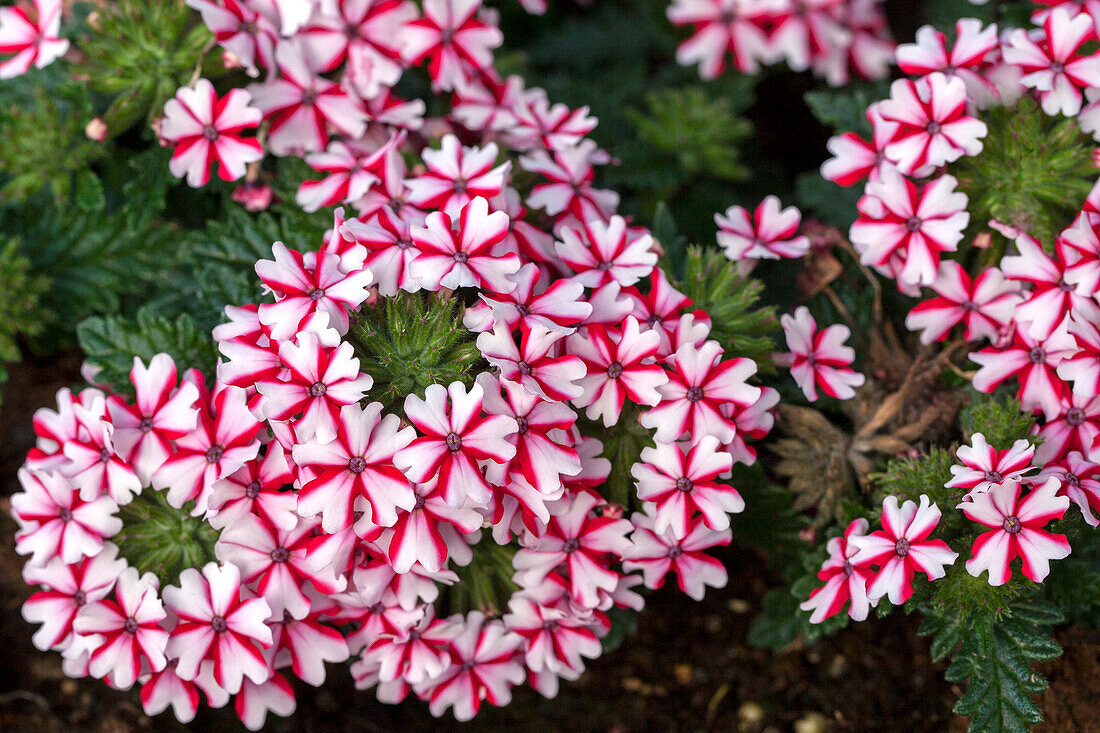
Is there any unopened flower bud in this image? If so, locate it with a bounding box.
[85,117,108,142]
[232,182,274,212]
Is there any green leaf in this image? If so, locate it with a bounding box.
[76,307,219,393]
[794,172,862,230]
[675,245,778,367]
[921,598,1062,732]
[74,170,105,211]
[803,81,890,137]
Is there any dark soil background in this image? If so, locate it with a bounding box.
[0,357,1086,733]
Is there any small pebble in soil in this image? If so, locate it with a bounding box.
[728,598,751,614]
[794,711,830,733]
[739,701,765,723]
[674,664,693,685]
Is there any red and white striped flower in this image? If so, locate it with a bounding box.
[512,491,633,608]
[380,477,483,573]
[555,215,657,288]
[292,402,416,533]
[1002,8,1100,116]
[247,38,366,156]
[970,318,1077,420]
[216,514,345,620]
[408,197,520,293]
[715,196,810,262]
[478,322,586,402]
[186,0,278,75]
[421,612,525,721]
[781,306,865,401]
[821,103,900,186]
[895,20,1000,106]
[255,243,374,341]
[800,518,876,623]
[641,340,760,444]
[209,443,298,532]
[877,73,987,175]
[12,469,121,566]
[406,135,511,218]
[0,0,68,79]
[946,433,1036,497]
[21,545,126,651]
[631,436,741,540]
[161,80,264,188]
[849,168,969,288]
[256,333,373,445]
[401,0,504,91]
[959,477,1071,585]
[848,494,957,605]
[666,0,770,78]
[622,509,731,601]
[163,562,273,694]
[567,317,667,426]
[151,387,262,515]
[107,355,200,485]
[904,262,1021,345]
[73,567,168,689]
[393,381,517,508]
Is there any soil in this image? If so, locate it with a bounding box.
[0,358,1082,733]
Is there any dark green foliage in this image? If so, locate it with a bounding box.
[960,391,1037,448]
[443,541,519,616]
[114,489,220,586]
[582,405,656,509]
[794,170,863,230]
[747,574,851,650]
[81,0,218,136]
[0,80,106,203]
[874,447,957,507]
[346,293,484,416]
[676,246,778,368]
[76,308,219,394]
[922,599,1063,732]
[803,81,891,137]
[0,240,49,401]
[951,97,1097,250]
[726,466,807,574]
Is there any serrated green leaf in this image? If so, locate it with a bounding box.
[77,308,218,393]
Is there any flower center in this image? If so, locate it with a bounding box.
[452,177,467,195]
[138,417,154,434]
[202,124,220,141]
[309,381,327,397]
[1058,279,1074,292]
[686,386,704,402]
[1002,515,1022,534]
[396,237,413,249]
[270,546,290,563]
[348,456,367,474]
[446,432,462,451]
[667,545,684,559]
[414,493,426,510]
[245,480,261,499]
[1067,472,1081,487]
[960,299,979,312]
[58,507,72,522]
[562,537,580,553]
[597,261,613,272]
[1028,346,1046,364]
[73,590,87,606]
[453,251,469,263]
[925,121,941,135]
[515,304,529,316]
[309,287,326,301]
[124,617,140,634]
[1051,61,1065,74]
[894,538,910,557]
[1067,407,1087,426]
[905,216,922,233]
[517,361,532,376]
[606,362,624,379]
[985,469,1003,482]
[205,445,224,463]
[99,448,112,463]
[211,615,228,633]
[843,560,854,576]
[515,416,529,434]
[301,88,320,106]
[675,476,694,492]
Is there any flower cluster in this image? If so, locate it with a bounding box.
[666,0,895,86]
[797,11,1100,624]
[12,0,783,724]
